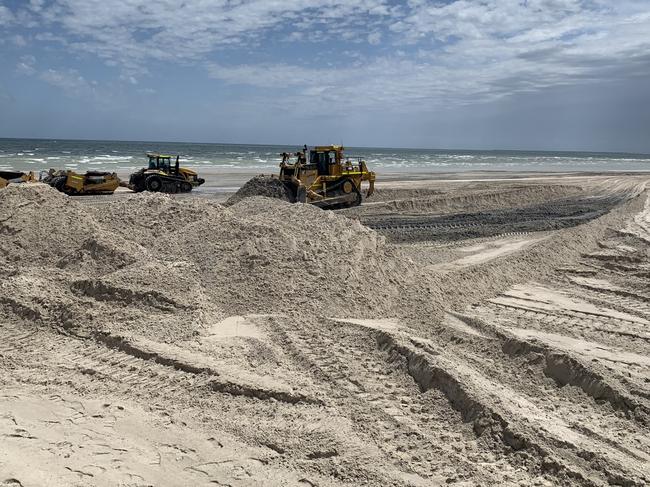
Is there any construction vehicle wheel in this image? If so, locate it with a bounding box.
[53,177,66,192]
[180,181,192,193]
[341,179,354,194]
[145,176,163,192]
[345,186,362,208]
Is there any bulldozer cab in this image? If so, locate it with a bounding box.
[310,147,340,176]
[147,153,179,175]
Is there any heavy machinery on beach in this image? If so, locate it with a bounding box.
[43,170,120,195]
[128,153,205,193]
[0,171,36,188]
[278,145,375,209]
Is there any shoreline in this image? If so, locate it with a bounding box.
[125,168,650,200]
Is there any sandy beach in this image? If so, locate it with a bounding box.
[1,170,649,486]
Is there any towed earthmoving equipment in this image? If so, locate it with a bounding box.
[43,169,120,195]
[278,145,375,209]
[128,153,205,193]
[0,171,36,189]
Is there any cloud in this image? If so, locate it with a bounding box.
[12,34,26,46]
[15,0,394,66]
[206,1,650,111]
[367,31,381,45]
[3,0,650,112]
[0,3,15,25]
[39,68,96,97]
[16,55,36,75]
[207,62,330,89]
[28,0,46,12]
[25,66,138,111]
[34,31,68,44]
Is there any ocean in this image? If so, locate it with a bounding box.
[1,138,649,174]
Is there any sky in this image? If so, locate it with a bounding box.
[0,0,649,152]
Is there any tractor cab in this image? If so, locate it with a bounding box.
[147,153,179,175]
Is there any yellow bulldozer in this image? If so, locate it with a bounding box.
[44,170,120,195]
[279,145,375,209]
[128,153,205,193]
[0,171,36,188]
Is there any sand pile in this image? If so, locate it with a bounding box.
[0,185,144,275]
[88,192,224,246]
[224,175,293,206]
[1,186,410,340]
[170,196,409,316]
[0,186,218,340]
[0,185,100,264]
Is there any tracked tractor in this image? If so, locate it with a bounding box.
[128,153,205,193]
[44,170,120,195]
[279,145,375,209]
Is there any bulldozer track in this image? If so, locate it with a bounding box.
[0,322,318,405]
[563,283,650,320]
[392,231,534,248]
[361,194,629,242]
[365,212,607,241]
[485,302,650,346]
[269,319,505,483]
[0,323,212,395]
[379,329,650,486]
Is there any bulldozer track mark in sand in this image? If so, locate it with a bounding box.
[498,332,650,425]
[375,328,650,487]
[449,304,650,480]
[487,297,650,327]
[566,275,650,304]
[475,303,650,354]
[366,211,608,242]
[269,319,553,484]
[0,330,39,354]
[0,322,319,406]
[427,310,650,426]
[360,190,636,243]
[485,302,650,346]
[392,231,535,247]
[563,283,650,321]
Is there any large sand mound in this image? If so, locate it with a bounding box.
[0,185,407,340]
[174,196,407,315]
[1,185,102,264]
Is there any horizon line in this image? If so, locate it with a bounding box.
[1,136,649,158]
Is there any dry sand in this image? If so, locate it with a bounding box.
[224,175,293,206]
[0,172,649,486]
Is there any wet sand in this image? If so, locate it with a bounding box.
[1,170,649,486]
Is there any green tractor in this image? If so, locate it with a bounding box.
[129,153,205,193]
